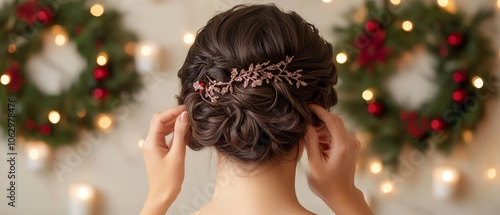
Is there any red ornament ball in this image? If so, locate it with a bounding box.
[452,89,468,103]
[448,33,464,47]
[93,67,109,80]
[367,102,383,116]
[37,124,51,135]
[365,20,380,34]
[26,119,35,130]
[93,88,109,100]
[430,119,446,131]
[452,71,467,84]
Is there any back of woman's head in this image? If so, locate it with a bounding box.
[177,4,337,167]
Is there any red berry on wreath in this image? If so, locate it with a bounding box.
[16,0,38,25]
[93,87,109,100]
[93,67,109,80]
[448,33,464,47]
[452,89,468,103]
[367,102,383,116]
[452,71,467,84]
[36,9,52,24]
[26,119,35,130]
[38,124,51,135]
[365,20,380,34]
[5,64,23,92]
[430,118,446,131]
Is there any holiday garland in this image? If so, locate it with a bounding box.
[334,1,496,165]
[0,0,141,147]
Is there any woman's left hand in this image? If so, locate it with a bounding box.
[140,105,190,215]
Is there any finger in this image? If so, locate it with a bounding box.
[146,105,186,148]
[169,111,189,159]
[309,104,349,158]
[308,104,343,140]
[305,125,322,164]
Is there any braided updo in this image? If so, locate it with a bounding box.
[177,4,337,165]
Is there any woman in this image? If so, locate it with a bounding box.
[141,4,373,215]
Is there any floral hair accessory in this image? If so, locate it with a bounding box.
[193,56,307,103]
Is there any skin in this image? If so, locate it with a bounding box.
[140,104,374,215]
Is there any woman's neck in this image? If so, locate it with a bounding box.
[195,159,312,215]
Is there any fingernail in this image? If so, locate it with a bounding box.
[179,111,188,122]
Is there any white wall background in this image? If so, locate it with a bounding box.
[1,0,500,214]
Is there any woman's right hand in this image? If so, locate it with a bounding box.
[305,104,373,215]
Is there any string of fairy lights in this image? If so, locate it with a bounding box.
[325,0,500,198]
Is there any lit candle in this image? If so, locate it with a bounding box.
[134,42,160,74]
[25,141,50,171]
[69,184,96,215]
[433,167,459,199]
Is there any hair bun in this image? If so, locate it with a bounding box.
[177,4,337,166]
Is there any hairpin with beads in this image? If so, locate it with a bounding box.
[193,56,307,103]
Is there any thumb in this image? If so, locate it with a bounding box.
[170,111,189,158]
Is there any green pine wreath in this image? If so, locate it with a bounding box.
[334,1,496,165]
[0,0,141,147]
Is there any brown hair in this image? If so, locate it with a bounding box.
[177,4,337,166]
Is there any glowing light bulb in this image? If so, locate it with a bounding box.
[498,0,500,9]
[336,53,348,64]
[28,149,40,160]
[77,187,91,200]
[322,0,332,2]
[48,110,61,124]
[362,89,375,102]
[390,0,401,5]
[472,76,484,89]
[96,52,108,66]
[370,160,382,174]
[462,130,473,143]
[402,21,413,32]
[441,170,454,182]
[380,181,394,194]
[138,139,145,149]
[1,74,11,85]
[8,44,16,53]
[55,34,66,46]
[437,0,449,7]
[141,45,152,56]
[184,33,195,44]
[90,4,105,17]
[487,168,496,179]
[97,114,113,130]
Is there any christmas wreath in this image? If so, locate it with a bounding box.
[0,0,141,147]
[334,1,496,165]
